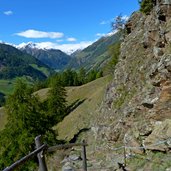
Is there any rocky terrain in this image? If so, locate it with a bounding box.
[89,1,171,170]
[57,1,171,170]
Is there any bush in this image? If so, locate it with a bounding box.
[0,79,67,170]
[139,0,154,15]
[103,42,121,74]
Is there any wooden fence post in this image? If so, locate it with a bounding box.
[35,135,48,171]
[82,140,87,171]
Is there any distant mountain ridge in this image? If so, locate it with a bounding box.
[68,32,121,71]
[19,43,72,70]
[17,33,120,72]
[0,43,53,80]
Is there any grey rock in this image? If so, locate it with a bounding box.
[62,162,76,171]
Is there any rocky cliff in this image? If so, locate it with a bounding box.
[52,1,171,170]
[88,1,171,170]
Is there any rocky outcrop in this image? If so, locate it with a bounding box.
[89,1,171,170]
[53,1,171,170]
[144,119,171,151]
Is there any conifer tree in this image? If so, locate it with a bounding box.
[139,0,154,14]
[0,79,61,170]
[47,78,67,123]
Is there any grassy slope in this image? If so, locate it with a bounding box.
[0,76,111,140]
[55,75,111,142]
[34,76,111,141]
[0,80,14,95]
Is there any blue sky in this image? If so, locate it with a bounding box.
[0,0,139,53]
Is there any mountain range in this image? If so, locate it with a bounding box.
[69,32,120,70]
[0,43,52,80]
[19,43,72,71]
[17,32,120,71]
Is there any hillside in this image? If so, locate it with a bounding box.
[19,43,72,70]
[3,1,171,170]
[0,43,53,80]
[0,76,111,132]
[70,2,171,170]
[45,2,171,171]
[68,32,120,71]
[55,75,111,141]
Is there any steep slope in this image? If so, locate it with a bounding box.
[82,2,171,170]
[0,43,53,80]
[68,32,120,70]
[0,76,111,132]
[19,43,72,70]
[48,2,171,170]
[55,75,111,142]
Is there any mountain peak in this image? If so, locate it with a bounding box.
[17,42,41,50]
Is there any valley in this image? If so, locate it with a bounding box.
[1,0,171,170]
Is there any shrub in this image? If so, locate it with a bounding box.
[139,0,154,15]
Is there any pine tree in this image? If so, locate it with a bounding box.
[47,78,67,123]
[103,42,121,75]
[139,0,154,15]
[78,67,86,85]
[0,79,59,170]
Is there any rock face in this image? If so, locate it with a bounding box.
[144,119,171,151]
[87,1,171,170]
[53,2,171,170]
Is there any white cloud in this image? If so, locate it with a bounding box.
[67,37,77,42]
[36,41,93,54]
[15,29,64,39]
[17,41,94,54]
[4,10,13,16]
[96,33,106,37]
[96,31,118,38]
[105,30,118,37]
[100,21,108,25]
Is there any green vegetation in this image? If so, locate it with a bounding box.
[31,67,103,93]
[127,151,171,170]
[113,84,136,109]
[0,75,112,169]
[103,42,121,74]
[0,80,14,95]
[139,0,154,15]
[30,64,52,77]
[32,76,112,142]
[0,79,67,170]
[0,107,6,130]
[47,68,103,88]
[55,75,112,142]
[68,32,120,71]
[22,48,72,70]
[0,43,52,80]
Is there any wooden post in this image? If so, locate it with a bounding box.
[82,140,87,171]
[35,135,48,171]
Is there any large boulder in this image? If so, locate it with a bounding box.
[144,119,171,151]
[62,162,76,171]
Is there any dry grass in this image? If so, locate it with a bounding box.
[0,76,112,141]
[55,75,112,142]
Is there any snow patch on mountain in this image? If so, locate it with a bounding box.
[16,41,93,55]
